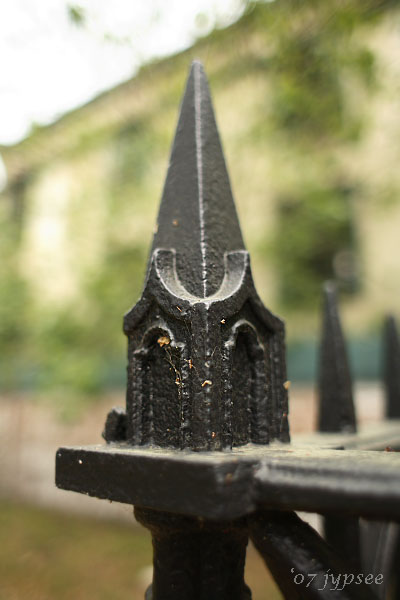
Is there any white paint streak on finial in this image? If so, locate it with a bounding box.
[194,62,208,298]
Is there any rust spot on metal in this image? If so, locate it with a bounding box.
[225,473,233,484]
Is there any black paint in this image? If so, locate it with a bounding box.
[249,511,376,600]
[317,283,360,571]
[135,508,251,600]
[56,444,400,521]
[121,61,289,451]
[383,315,400,420]
[317,282,356,433]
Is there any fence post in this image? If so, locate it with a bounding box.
[383,315,400,419]
[125,60,289,599]
[316,283,361,571]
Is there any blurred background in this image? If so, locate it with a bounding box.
[1,0,400,598]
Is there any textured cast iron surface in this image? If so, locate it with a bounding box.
[316,284,361,571]
[56,442,400,521]
[317,283,356,433]
[249,511,376,600]
[118,61,288,452]
[383,315,400,419]
[135,507,251,600]
[294,420,400,450]
[363,314,400,600]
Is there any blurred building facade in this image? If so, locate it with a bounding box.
[2,3,400,390]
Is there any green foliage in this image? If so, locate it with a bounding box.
[35,311,104,396]
[30,242,146,396]
[249,0,382,142]
[270,31,345,139]
[111,120,156,190]
[83,241,147,350]
[245,0,394,308]
[272,183,357,309]
[0,214,31,389]
[67,4,86,27]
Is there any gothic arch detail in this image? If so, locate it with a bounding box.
[130,327,183,447]
[224,321,270,447]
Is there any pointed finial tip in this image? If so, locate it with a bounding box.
[323,280,336,294]
[323,280,337,303]
[188,60,207,80]
[384,314,399,340]
[191,59,204,70]
[185,60,207,90]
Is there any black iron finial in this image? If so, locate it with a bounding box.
[317,282,356,433]
[383,314,400,419]
[317,283,361,572]
[120,61,289,451]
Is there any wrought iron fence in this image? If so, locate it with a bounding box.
[56,62,400,600]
